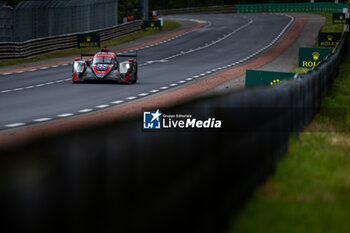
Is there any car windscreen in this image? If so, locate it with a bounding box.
[93,56,114,64]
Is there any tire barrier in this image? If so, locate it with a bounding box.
[0,20,142,60]
[0,23,347,233]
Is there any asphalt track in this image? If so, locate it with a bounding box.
[0,14,294,131]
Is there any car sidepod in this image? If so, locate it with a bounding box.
[72,60,87,83]
[119,60,138,84]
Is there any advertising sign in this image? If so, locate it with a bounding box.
[333,13,345,24]
[299,48,333,68]
[143,20,162,31]
[77,32,100,48]
[318,32,342,47]
[245,70,295,87]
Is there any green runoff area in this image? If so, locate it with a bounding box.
[0,20,180,67]
[229,12,350,233]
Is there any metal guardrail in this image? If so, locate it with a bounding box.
[0,20,142,60]
[158,5,236,15]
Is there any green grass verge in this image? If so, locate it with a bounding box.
[228,14,350,233]
[0,20,180,67]
[290,67,309,74]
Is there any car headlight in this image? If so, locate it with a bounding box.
[74,62,84,73]
[120,63,131,73]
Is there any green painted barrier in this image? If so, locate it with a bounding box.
[236,2,347,14]
[318,32,342,47]
[299,48,333,68]
[245,70,295,88]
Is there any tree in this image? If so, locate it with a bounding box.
[119,0,139,23]
[5,0,22,7]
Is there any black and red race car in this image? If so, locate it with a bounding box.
[72,47,138,84]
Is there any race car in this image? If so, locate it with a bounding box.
[72,47,138,84]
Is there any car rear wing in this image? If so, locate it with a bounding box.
[79,52,138,61]
[116,53,137,61]
[80,53,95,59]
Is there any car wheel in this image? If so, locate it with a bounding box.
[133,72,137,84]
[126,75,133,85]
[133,67,138,84]
[72,78,82,84]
